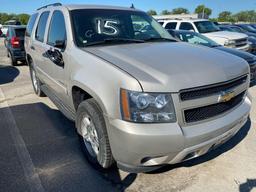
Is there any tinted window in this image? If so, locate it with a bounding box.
[26,13,38,37]
[47,11,66,46]
[15,28,26,38]
[165,22,177,29]
[35,11,50,42]
[179,22,194,31]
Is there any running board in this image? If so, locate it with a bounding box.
[41,85,76,121]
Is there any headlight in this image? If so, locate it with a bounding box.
[120,89,176,123]
[224,40,236,48]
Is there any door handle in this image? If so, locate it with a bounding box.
[44,49,64,67]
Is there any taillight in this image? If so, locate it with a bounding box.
[11,37,20,48]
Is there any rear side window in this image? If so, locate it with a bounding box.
[179,22,194,31]
[15,28,26,37]
[47,10,66,46]
[165,22,177,30]
[35,11,50,42]
[26,13,38,37]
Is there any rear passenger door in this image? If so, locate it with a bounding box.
[44,10,68,102]
[31,11,51,85]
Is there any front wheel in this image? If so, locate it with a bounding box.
[29,64,45,97]
[76,99,115,170]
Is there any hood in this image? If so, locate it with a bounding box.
[204,31,248,40]
[215,46,256,62]
[84,42,249,92]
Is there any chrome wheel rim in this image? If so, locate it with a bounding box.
[81,115,99,157]
[31,69,38,92]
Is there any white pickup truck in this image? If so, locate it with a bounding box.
[158,19,249,51]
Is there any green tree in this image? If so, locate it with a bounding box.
[218,11,232,22]
[161,10,171,15]
[171,7,189,14]
[0,13,30,25]
[147,10,157,16]
[194,5,212,17]
[233,10,256,22]
[17,14,30,25]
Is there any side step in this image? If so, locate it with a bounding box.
[41,85,76,121]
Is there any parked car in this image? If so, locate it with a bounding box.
[0,28,2,37]
[248,37,256,55]
[250,24,256,29]
[158,19,250,51]
[25,3,251,173]
[235,24,256,34]
[168,29,256,85]
[5,25,27,65]
[219,25,256,38]
[4,20,21,26]
[218,25,256,54]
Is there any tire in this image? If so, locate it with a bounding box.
[29,64,45,97]
[76,99,115,170]
[7,51,17,66]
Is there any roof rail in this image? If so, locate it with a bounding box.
[37,3,62,10]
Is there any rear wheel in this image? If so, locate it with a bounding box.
[76,99,115,170]
[29,64,45,97]
[7,51,17,66]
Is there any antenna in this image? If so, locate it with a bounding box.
[130,3,135,9]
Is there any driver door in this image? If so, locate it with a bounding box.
[43,10,68,103]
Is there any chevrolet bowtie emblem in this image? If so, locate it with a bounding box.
[218,90,235,103]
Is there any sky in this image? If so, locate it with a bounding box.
[0,0,255,18]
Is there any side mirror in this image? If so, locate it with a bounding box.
[54,40,66,49]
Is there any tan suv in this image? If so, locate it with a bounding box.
[25,3,251,173]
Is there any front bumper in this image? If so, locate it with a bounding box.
[236,44,250,51]
[107,96,251,173]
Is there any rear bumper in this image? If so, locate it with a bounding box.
[11,49,26,60]
[107,96,251,172]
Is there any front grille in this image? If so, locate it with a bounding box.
[184,91,245,123]
[235,38,247,48]
[235,38,247,44]
[180,76,247,101]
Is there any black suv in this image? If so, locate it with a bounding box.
[5,25,26,65]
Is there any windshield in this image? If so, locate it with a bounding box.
[230,26,246,33]
[194,21,220,33]
[71,9,173,47]
[176,31,220,47]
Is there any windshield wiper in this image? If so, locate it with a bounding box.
[211,44,221,48]
[85,38,145,47]
[144,37,177,42]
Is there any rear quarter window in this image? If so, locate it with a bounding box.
[26,13,38,37]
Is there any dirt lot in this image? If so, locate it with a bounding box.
[0,38,255,192]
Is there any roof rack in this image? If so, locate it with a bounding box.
[37,3,62,10]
